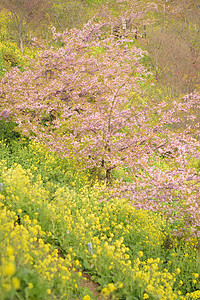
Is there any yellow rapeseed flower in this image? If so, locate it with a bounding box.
[138,251,143,257]
[3,262,16,276]
[12,277,20,290]
[75,260,79,266]
[6,246,14,256]
[2,283,11,291]
[101,287,110,297]
[28,283,33,289]
[118,282,123,288]
[83,295,91,300]
[193,280,197,284]
[107,283,116,292]
[189,290,200,299]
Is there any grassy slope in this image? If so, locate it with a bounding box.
[0,124,200,299]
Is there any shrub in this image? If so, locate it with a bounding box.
[0,41,24,69]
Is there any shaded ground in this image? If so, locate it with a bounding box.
[80,273,103,299]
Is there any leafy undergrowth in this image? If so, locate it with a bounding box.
[0,138,200,299]
[0,205,92,300]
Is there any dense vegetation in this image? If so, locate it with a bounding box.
[0,0,199,299]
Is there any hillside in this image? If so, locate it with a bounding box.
[0,1,200,299]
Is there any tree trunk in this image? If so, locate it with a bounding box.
[19,36,24,55]
[106,168,111,185]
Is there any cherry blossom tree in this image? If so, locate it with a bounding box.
[0,21,199,184]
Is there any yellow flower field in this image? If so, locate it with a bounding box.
[0,140,199,299]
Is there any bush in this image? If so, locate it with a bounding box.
[0,41,24,70]
[0,120,21,143]
[0,51,5,77]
